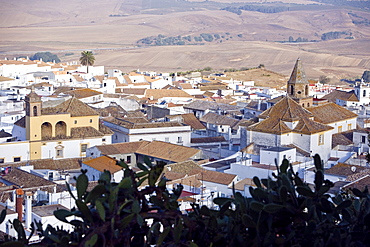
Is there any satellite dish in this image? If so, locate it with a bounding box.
[351,166,356,173]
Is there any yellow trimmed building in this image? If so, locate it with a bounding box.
[6,89,113,162]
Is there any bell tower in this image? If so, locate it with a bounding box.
[287,58,313,107]
[25,87,42,117]
[25,87,43,160]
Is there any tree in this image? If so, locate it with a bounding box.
[2,155,370,246]
[79,51,95,74]
[319,75,331,84]
[362,71,370,83]
[30,52,60,63]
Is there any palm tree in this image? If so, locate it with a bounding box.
[79,51,95,74]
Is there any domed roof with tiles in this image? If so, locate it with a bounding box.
[258,96,313,122]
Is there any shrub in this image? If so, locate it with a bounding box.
[2,155,370,246]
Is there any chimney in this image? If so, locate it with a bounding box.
[25,192,33,229]
[15,189,24,221]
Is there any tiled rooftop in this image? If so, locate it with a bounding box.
[84,156,122,173]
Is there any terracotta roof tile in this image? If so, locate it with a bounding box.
[232,118,258,130]
[84,156,122,173]
[332,132,353,148]
[0,167,65,192]
[325,163,367,177]
[162,171,186,181]
[179,113,206,130]
[144,89,192,99]
[293,117,333,134]
[188,168,236,185]
[232,177,255,191]
[258,96,313,121]
[123,75,133,84]
[7,157,89,170]
[94,141,151,155]
[166,174,202,188]
[343,175,370,191]
[322,90,359,103]
[248,117,292,134]
[92,104,127,118]
[136,141,201,163]
[308,102,358,124]
[200,112,239,126]
[120,88,146,95]
[64,88,102,99]
[73,75,84,82]
[0,76,14,82]
[164,160,202,174]
[42,97,99,117]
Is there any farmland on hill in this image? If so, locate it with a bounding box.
[0,0,369,81]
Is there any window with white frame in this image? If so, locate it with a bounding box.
[318,134,324,145]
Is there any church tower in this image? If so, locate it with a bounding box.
[287,58,313,107]
[25,87,43,159]
[25,87,42,117]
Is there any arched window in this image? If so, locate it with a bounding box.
[290,85,294,95]
[302,103,305,107]
[307,103,310,107]
[41,122,52,140]
[55,121,67,137]
[33,106,38,116]
[305,85,309,96]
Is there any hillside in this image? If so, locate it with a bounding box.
[0,0,369,80]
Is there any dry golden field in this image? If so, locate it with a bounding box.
[0,0,369,81]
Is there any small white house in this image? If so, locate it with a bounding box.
[82,156,123,182]
[260,147,296,166]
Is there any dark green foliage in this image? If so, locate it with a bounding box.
[79,51,95,67]
[348,12,370,26]
[2,155,370,246]
[222,6,242,15]
[200,33,213,42]
[223,4,289,14]
[321,31,351,41]
[29,52,60,63]
[137,33,227,46]
[319,75,331,84]
[194,36,202,42]
[362,71,370,83]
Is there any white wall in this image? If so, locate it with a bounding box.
[105,121,191,146]
[32,213,74,232]
[0,63,40,78]
[260,148,296,165]
[0,212,18,237]
[49,191,76,209]
[309,131,332,162]
[248,131,281,147]
[81,163,124,182]
[41,136,111,159]
[0,141,30,163]
[327,118,357,133]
